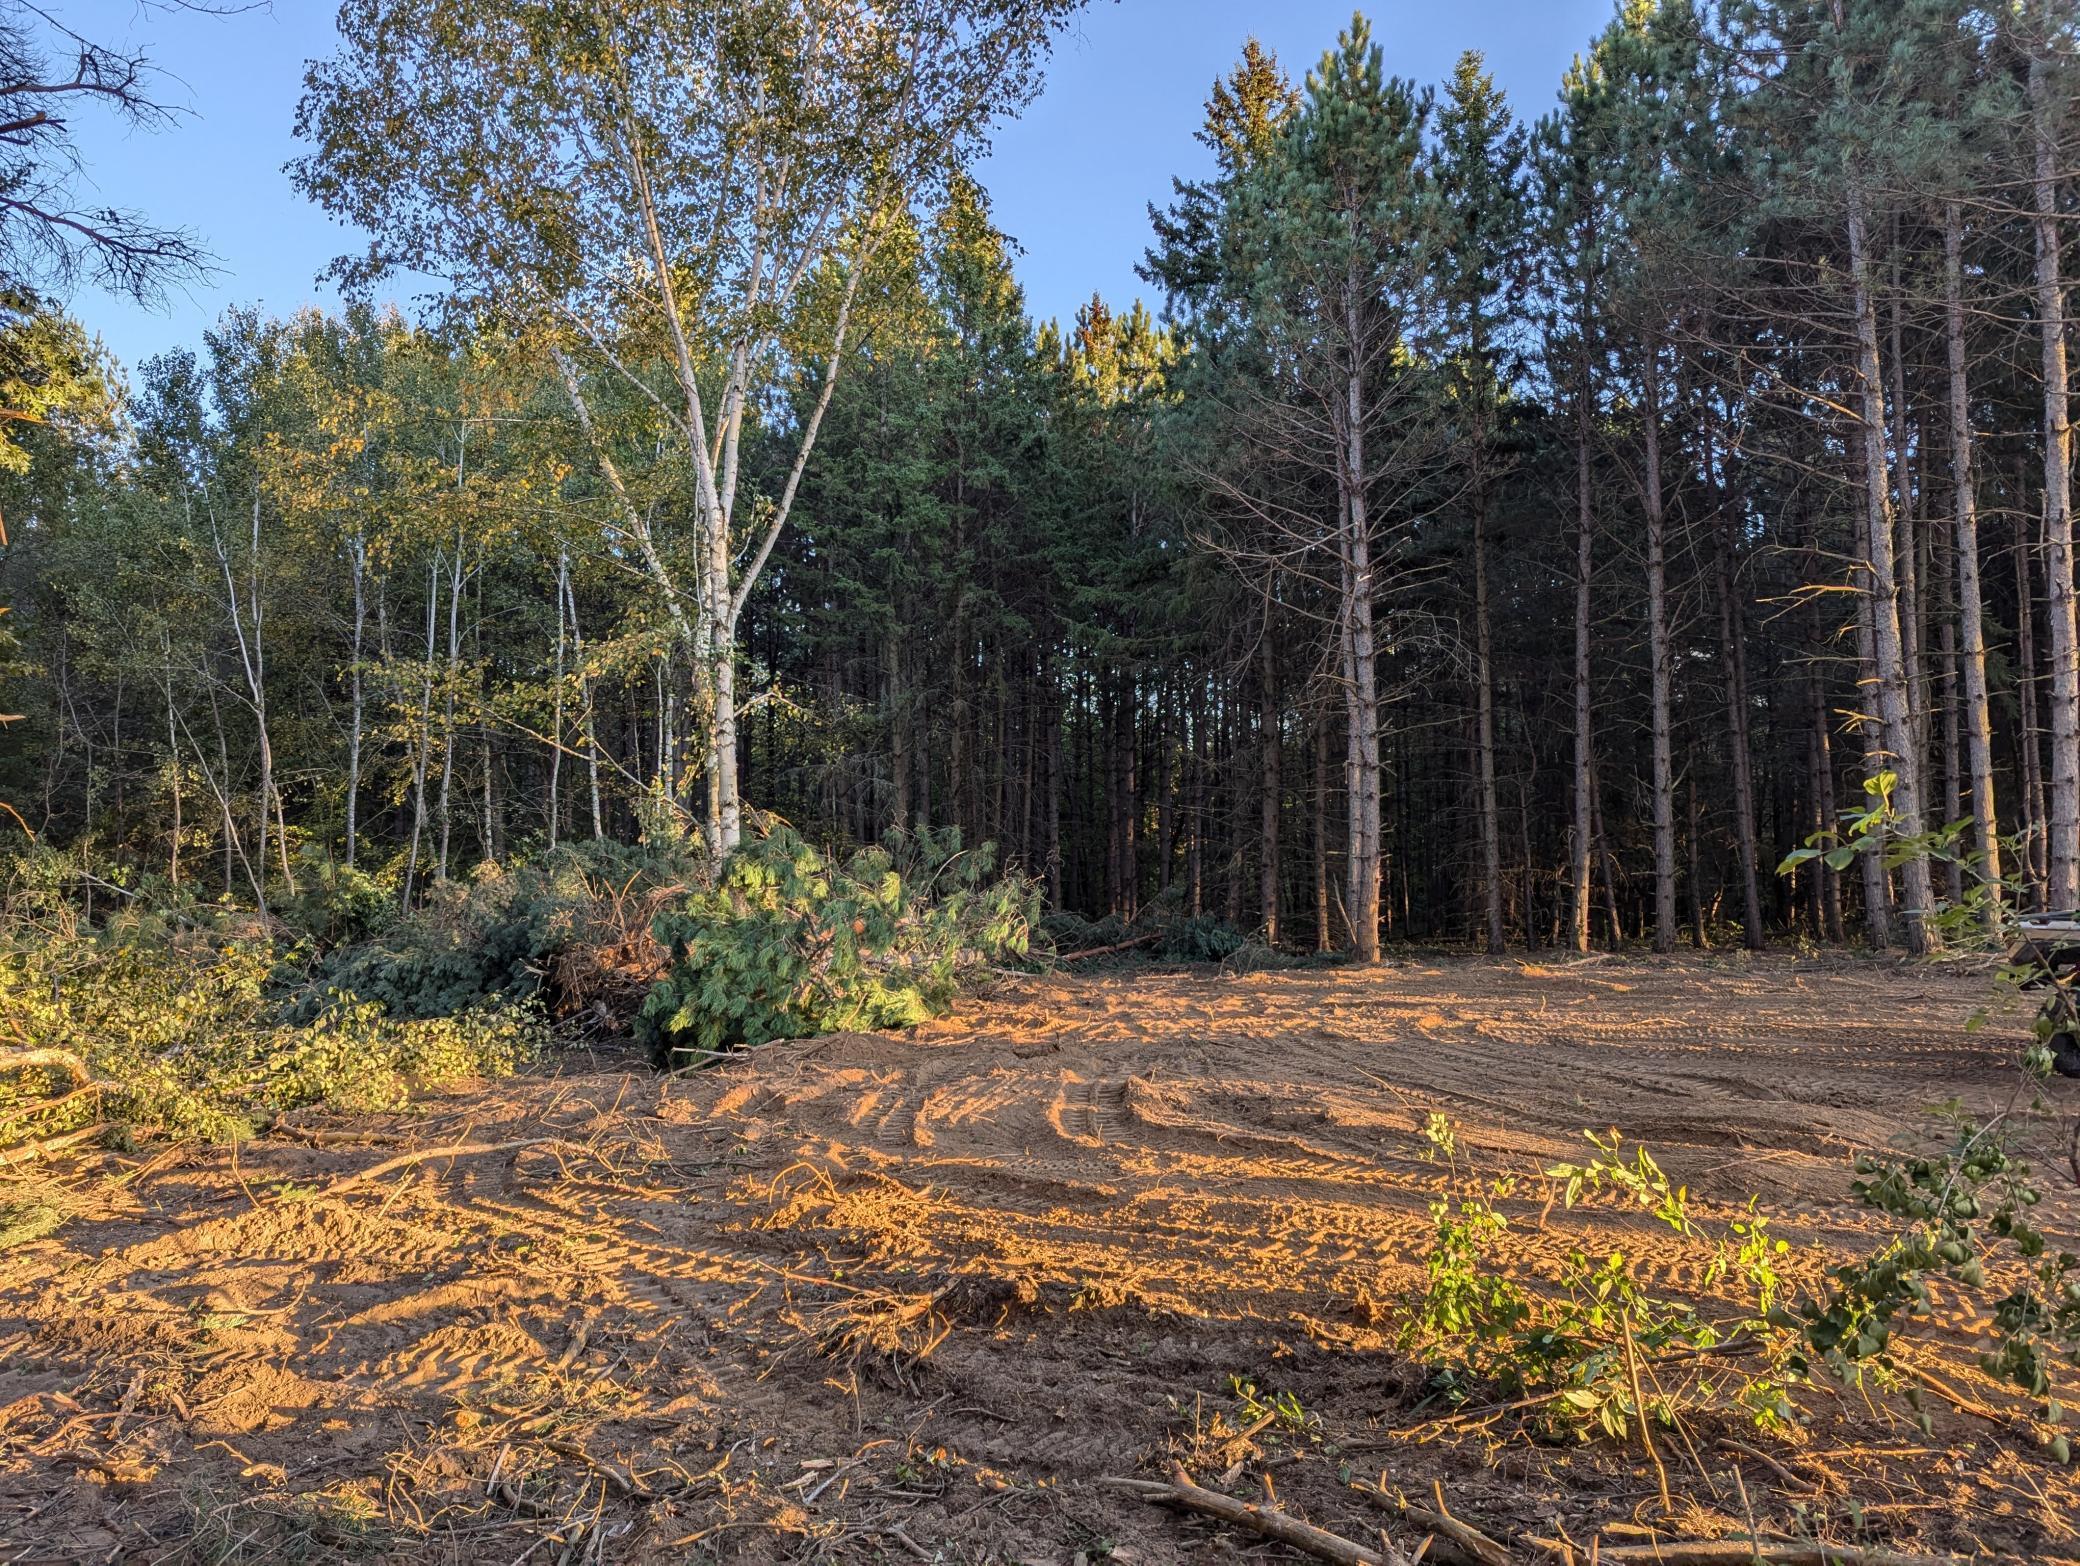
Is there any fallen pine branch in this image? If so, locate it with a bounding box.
[1525,1538,1965,1565]
[1102,1463,1415,1566]
[1352,1480,1512,1566]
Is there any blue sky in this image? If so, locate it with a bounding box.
[71,0,1613,375]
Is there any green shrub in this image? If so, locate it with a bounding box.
[1042,909,1127,953]
[288,840,693,1023]
[1400,1117,1800,1439]
[2,931,543,1143]
[275,855,395,951]
[1160,914,1248,962]
[638,826,1038,1063]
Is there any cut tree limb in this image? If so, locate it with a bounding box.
[1058,931,1164,961]
[0,1048,93,1086]
[1102,1463,1415,1566]
[0,1123,111,1167]
[1352,1480,1512,1566]
[314,1138,549,1199]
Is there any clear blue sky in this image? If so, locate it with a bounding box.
[70,0,1614,376]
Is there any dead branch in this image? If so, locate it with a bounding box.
[1715,1437,1821,1494]
[1525,1539,1964,1565]
[1102,1463,1415,1566]
[1352,1480,1512,1566]
[312,1138,550,1198]
[1622,1315,1674,1515]
[0,1122,110,1167]
[1056,930,1164,962]
[0,1048,92,1086]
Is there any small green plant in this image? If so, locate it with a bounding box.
[1778,770,2080,1460]
[1789,1102,2079,1462]
[638,825,1039,1063]
[1399,1116,1799,1440]
[1226,1376,1318,1436]
[1403,1112,1533,1373]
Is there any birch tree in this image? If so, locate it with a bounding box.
[294,0,1078,861]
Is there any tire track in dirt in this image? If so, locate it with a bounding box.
[5,956,2072,1563]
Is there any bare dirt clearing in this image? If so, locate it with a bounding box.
[5,956,2078,1563]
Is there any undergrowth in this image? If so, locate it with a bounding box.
[284,839,695,1022]
[1401,1100,2080,1464]
[1,929,543,1143]
[1400,1114,1799,1441]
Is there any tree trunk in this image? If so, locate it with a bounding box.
[346,534,367,868]
[1854,582,1895,946]
[1344,421,1383,963]
[1843,165,1934,952]
[1314,708,1333,952]
[1472,471,1505,954]
[1809,670,1845,943]
[2016,524,2048,906]
[1259,586,1280,943]
[1709,447,1764,952]
[549,548,567,849]
[564,566,604,842]
[436,527,464,881]
[2030,36,2079,908]
[1570,352,1594,956]
[1640,341,1677,953]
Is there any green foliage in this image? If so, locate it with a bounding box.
[1040,909,1128,953]
[639,826,1037,1063]
[276,855,395,951]
[1775,769,2080,1457]
[1400,1116,1799,1440]
[2,925,542,1144]
[0,1177,79,1250]
[1790,1105,2079,1460]
[1225,1376,1318,1438]
[1158,914,1248,963]
[289,840,693,1022]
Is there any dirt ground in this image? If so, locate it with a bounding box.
[5,954,2080,1564]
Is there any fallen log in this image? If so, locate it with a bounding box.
[1102,1463,1415,1566]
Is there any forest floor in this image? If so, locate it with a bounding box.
[5,954,2080,1564]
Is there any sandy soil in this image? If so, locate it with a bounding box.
[4,954,2078,1563]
